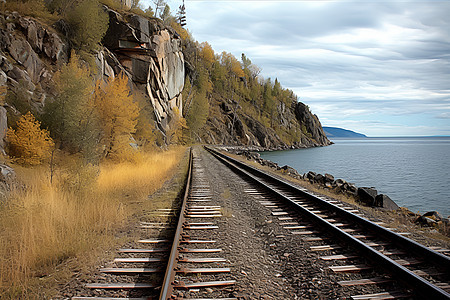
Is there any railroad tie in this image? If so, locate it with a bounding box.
[320,254,358,261]
[173,280,236,290]
[179,248,222,253]
[117,248,168,253]
[176,267,231,274]
[85,283,155,289]
[114,257,163,263]
[73,297,150,300]
[350,291,411,300]
[329,264,372,273]
[100,268,161,273]
[178,257,226,263]
[338,277,393,287]
[310,245,341,251]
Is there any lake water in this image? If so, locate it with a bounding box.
[259,137,450,217]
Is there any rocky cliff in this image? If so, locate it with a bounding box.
[0,8,184,152]
[99,8,184,131]
[197,97,331,150]
[0,8,330,152]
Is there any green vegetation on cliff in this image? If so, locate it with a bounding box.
[180,38,330,148]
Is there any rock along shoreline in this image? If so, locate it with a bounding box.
[217,145,450,238]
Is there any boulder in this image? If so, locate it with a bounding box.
[415,215,438,227]
[306,171,316,180]
[281,165,299,176]
[347,183,357,195]
[375,194,399,211]
[422,211,442,222]
[357,187,378,206]
[0,164,15,203]
[335,179,347,187]
[324,173,334,183]
[314,173,325,184]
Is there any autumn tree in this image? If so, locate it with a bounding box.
[93,73,139,159]
[220,51,245,78]
[200,42,215,65]
[134,91,156,148]
[169,19,189,41]
[43,52,100,161]
[166,107,187,145]
[184,63,211,138]
[7,112,54,165]
[185,91,208,135]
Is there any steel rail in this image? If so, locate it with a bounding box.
[159,148,193,300]
[205,146,450,299]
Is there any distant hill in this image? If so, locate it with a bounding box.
[323,127,367,138]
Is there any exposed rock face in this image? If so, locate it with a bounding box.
[0,8,184,147]
[200,97,332,150]
[0,11,69,152]
[100,8,184,132]
[294,102,330,146]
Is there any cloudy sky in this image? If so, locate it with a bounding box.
[142,0,450,137]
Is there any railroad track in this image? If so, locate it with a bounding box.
[72,148,236,300]
[205,146,450,300]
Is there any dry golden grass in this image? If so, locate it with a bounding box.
[98,148,183,199]
[0,147,186,298]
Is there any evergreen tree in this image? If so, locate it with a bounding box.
[66,0,109,52]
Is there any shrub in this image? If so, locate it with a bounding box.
[7,112,54,165]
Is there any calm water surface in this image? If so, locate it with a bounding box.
[259,137,450,217]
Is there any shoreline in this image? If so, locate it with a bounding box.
[219,146,450,238]
[214,141,332,153]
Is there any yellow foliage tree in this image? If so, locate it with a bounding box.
[220,51,244,78]
[7,112,54,165]
[200,42,215,64]
[170,19,189,41]
[93,73,139,159]
[167,107,188,145]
